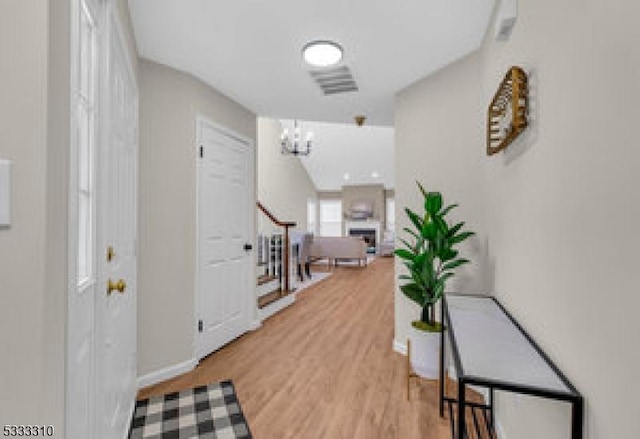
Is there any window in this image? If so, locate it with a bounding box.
[386,198,395,232]
[76,0,97,286]
[319,199,342,237]
[307,199,317,234]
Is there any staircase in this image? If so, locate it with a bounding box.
[256,203,299,315]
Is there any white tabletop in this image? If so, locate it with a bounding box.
[445,294,572,394]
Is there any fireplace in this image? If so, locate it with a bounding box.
[345,220,381,254]
[349,228,376,251]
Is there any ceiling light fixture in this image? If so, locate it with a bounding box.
[281,120,313,156]
[302,40,343,68]
[371,171,380,178]
[343,173,350,180]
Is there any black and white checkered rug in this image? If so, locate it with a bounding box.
[129,380,252,439]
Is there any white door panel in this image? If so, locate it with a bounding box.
[197,120,254,360]
[67,0,99,437]
[96,5,138,438]
[67,286,94,439]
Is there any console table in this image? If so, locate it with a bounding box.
[439,293,583,439]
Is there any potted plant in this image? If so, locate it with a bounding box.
[395,182,474,379]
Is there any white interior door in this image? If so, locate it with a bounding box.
[196,119,254,360]
[95,5,138,438]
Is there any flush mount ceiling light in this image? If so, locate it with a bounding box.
[302,40,343,68]
[343,173,350,181]
[371,171,380,178]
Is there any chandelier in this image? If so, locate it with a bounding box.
[281,120,313,156]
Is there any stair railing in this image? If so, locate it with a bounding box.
[257,201,296,294]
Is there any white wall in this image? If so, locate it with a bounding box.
[394,0,640,437]
[0,0,70,429]
[257,117,317,232]
[138,59,256,378]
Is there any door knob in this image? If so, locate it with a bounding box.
[107,279,127,295]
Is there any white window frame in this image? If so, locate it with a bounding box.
[306,198,317,234]
[386,197,395,233]
[75,0,98,288]
[319,199,343,237]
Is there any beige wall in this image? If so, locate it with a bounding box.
[343,184,385,223]
[317,191,342,200]
[481,0,640,438]
[138,59,256,377]
[257,117,317,233]
[394,0,640,437]
[0,1,52,425]
[394,52,488,346]
[0,0,70,428]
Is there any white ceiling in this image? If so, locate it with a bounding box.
[129,0,496,127]
[129,0,495,190]
[281,120,394,191]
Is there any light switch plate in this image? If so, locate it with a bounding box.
[0,159,12,226]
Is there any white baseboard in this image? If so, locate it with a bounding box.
[258,293,296,321]
[496,421,507,439]
[248,319,262,331]
[123,386,137,439]
[137,358,197,389]
[393,338,407,356]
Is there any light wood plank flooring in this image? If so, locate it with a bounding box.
[138,257,455,439]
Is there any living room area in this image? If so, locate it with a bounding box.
[255,116,396,314]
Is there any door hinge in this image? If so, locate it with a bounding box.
[198,320,203,332]
[199,146,204,158]
[106,245,115,262]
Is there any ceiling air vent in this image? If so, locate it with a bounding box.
[309,66,359,96]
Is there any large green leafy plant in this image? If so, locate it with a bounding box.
[395,183,475,330]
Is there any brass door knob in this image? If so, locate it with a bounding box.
[107,279,127,295]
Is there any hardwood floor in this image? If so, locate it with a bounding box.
[138,257,457,439]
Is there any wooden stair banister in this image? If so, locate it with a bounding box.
[256,202,296,228]
[257,201,296,295]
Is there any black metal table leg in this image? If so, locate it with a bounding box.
[448,400,455,438]
[489,387,495,432]
[471,407,481,437]
[571,397,584,439]
[457,379,466,439]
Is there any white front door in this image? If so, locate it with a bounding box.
[196,119,254,360]
[95,5,138,438]
[67,2,137,438]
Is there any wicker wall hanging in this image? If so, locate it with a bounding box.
[486,66,529,155]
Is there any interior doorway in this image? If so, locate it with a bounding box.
[195,117,255,361]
